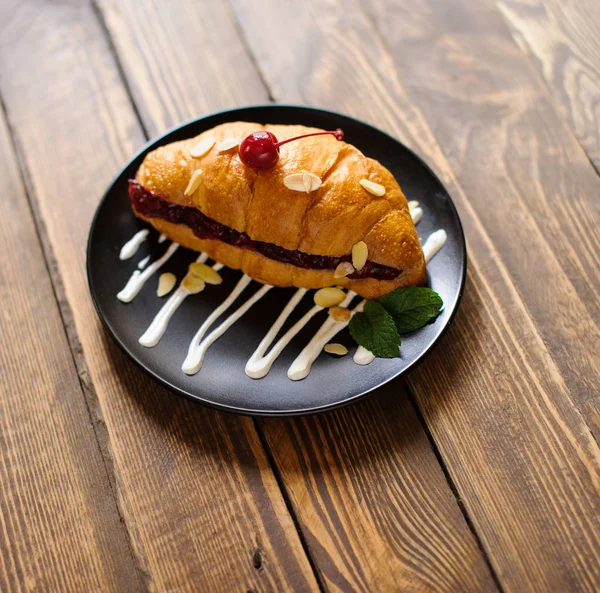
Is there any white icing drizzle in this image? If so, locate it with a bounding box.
[158,233,167,243]
[117,242,178,303]
[183,279,271,375]
[288,293,361,381]
[423,230,447,263]
[138,255,151,269]
[119,229,149,260]
[139,253,209,347]
[354,346,376,365]
[410,207,423,224]
[246,289,319,379]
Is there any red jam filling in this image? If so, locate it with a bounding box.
[128,180,401,280]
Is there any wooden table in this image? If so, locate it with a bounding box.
[1,1,598,591]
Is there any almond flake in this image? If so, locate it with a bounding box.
[324,343,348,356]
[329,306,352,322]
[216,138,239,152]
[314,287,346,308]
[190,137,215,158]
[334,261,354,279]
[157,273,176,297]
[359,178,386,196]
[182,274,206,294]
[352,241,368,270]
[184,169,203,196]
[283,171,322,193]
[189,262,223,285]
[302,170,311,193]
[408,200,419,210]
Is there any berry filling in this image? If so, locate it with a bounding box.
[128,180,401,280]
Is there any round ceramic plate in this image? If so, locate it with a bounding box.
[87,105,466,416]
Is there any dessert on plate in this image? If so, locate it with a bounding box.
[129,121,426,299]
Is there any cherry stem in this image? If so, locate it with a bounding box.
[274,128,344,148]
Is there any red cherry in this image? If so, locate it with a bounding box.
[239,130,280,170]
[238,128,344,170]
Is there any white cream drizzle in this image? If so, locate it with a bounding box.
[411,207,423,224]
[119,229,149,260]
[288,293,362,381]
[117,242,178,303]
[117,204,448,380]
[182,279,271,375]
[246,289,321,379]
[353,346,376,365]
[138,255,151,269]
[423,230,447,263]
[138,253,209,347]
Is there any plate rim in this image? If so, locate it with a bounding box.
[86,104,467,417]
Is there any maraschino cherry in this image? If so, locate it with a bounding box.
[239,128,344,170]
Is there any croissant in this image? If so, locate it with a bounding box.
[129,121,426,299]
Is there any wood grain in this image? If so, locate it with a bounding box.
[0,105,141,591]
[94,1,501,591]
[496,0,600,171]
[97,0,270,134]
[226,0,600,591]
[261,393,499,593]
[0,2,319,592]
[361,0,600,443]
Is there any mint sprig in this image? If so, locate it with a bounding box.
[378,287,443,334]
[348,301,400,358]
[348,287,443,357]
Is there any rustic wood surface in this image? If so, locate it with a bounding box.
[0,1,598,592]
[497,0,600,172]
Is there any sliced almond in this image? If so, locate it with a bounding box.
[329,306,352,322]
[352,241,368,270]
[216,137,239,152]
[302,170,312,193]
[182,274,206,294]
[189,262,223,285]
[184,169,203,196]
[190,137,215,158]
[157,272,176,297]
[334,261,354,279]
[408,200,420,210]
[324,343,348,356]
[314,287,346,308]
[359,178,386,196]
[283,170,322,193]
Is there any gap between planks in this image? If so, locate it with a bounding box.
[403,382,507,593]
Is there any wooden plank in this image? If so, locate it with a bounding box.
[0,105,141,591]
[261,393,499,592]
[97,0,269,134]
[496,0,600,172]
[225,0,600,591]
[0,2,319,592]
[94,1,500,591]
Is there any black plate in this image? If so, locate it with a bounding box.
[87,105,466,416]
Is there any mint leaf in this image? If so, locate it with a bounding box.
[378,287,443,334]
[348,301,400,358]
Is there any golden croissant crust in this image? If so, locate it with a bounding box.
[131,121,426,299]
